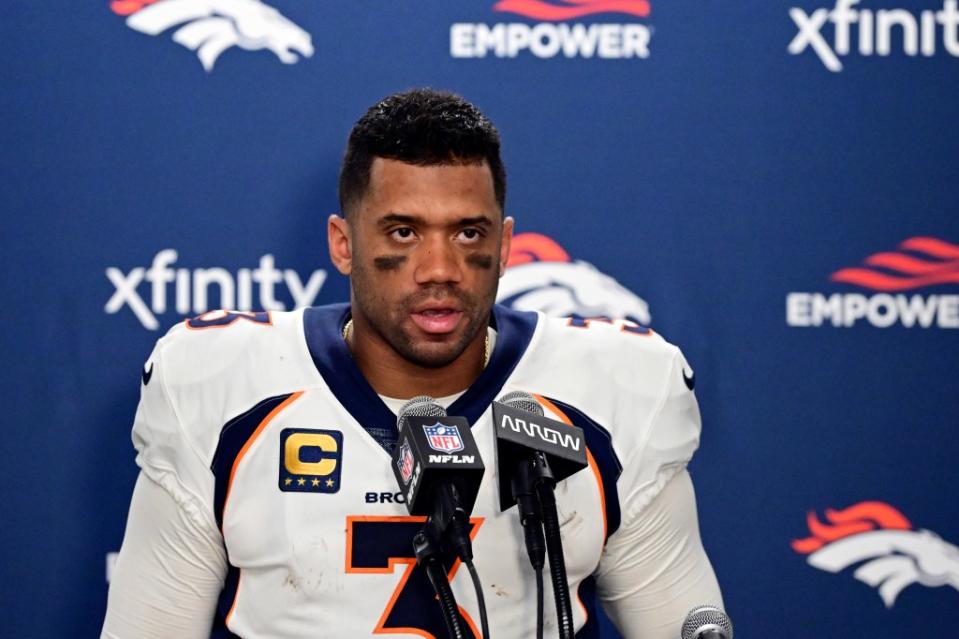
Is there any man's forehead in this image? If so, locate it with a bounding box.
[358,158,500,220]
[367,157,493,185]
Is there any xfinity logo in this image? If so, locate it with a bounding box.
[105,249,327,330]
[789,0,959,71]
[499,414,582,451]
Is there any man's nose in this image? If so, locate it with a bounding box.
[414,235,463,285]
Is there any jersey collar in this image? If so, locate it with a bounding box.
[303,303,538,452]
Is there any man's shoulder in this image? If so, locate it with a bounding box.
[138,307,333,457]
[152,309,306,378]
[145,307,329,415]
[512,312,693,431]
[530,313,681,375]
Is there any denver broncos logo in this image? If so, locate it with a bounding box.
[792,501,959,607]
[111,0,313,71]
[498,233,651,325]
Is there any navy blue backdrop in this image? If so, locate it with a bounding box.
[3,0,958,636]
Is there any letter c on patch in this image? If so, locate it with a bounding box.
[284,432,338,476]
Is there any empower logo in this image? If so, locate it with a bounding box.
[105,249,327,330]
[451,0,652,59]
[789,0,959,72]
[111,0,313,71]
[792,502,959,607]
[786,236,959,328]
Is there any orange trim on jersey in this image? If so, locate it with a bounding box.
[344,515,485,637]
[458,604,482,638]
[225,569,242,628]
[221,391,303,530]
[532,394,608,541]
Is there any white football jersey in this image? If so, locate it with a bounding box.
[132,304,701,638]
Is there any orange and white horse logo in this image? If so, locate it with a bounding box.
[792,501,959,607]
[498,233,651,325]
[111,0,313,71]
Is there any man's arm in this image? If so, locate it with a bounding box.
[594,342,724,638]
[102,472,226,639]
[103,333,226,638]
[596,468,722,639]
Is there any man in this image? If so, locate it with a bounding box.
[102,88,723,638]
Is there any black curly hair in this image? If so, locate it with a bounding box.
[338,88,506,217]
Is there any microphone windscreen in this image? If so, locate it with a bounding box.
[681,604,733,639]
[497,390,545,416]
[397,395,446,432]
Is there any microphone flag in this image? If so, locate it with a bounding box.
[492,400,588,512]
[391,414,485,517]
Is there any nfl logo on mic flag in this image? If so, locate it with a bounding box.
[397,440,414,485]
[424,423,465,453]
[391,415,485,516]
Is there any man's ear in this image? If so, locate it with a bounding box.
[328,214,353,275]
[498,216,514,277]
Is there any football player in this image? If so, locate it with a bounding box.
[102,88,723,638]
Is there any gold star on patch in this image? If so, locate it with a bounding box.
[297,478,306,486]
[326,478,335,487]
[284,478,292,486]
[311,478,320,487]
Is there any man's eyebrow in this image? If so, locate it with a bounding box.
[457,216,494,227]
[378,213,422,226]
[376,213,494,227]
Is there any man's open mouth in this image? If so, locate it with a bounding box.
[410,308,464,334]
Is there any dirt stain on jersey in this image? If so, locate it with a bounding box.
[283,571,302,591]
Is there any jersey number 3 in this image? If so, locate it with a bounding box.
[346,516,484,638]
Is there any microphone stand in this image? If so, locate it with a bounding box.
[536,472,574,639]
[413,525,468,639]
[427,482,491,639]
[515,451,574,639]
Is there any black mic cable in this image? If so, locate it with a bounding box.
[497,392,575,639]
[511,451,547,639]
[537,474,574,639]
[413,526,467,639]
[426,480,490,639]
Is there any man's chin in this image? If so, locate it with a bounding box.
[402,343,466,369]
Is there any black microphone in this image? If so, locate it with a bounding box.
[492,391,588,513]
[681,605,734,639]
[493,391,589,639]
[390,396,489,639]
[391,396,485,559]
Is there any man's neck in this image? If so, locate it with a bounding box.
[345,315,488,399]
